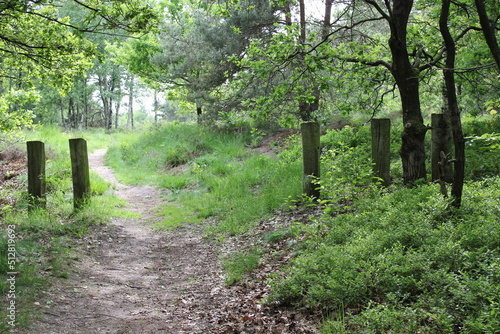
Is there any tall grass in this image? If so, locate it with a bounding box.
[105,122,303,235]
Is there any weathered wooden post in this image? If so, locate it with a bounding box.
[69,138,90,209]
[27,141,46,209]
[301,121,321,199]
[431,113,453,183]
[371,118,391,186]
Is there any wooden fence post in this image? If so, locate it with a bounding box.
[431,113,453,182]
[69,138,90,209]
[27,141,46,209]
[301,121,321,199]
[371,118,391,186]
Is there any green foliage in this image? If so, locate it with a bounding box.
[319,126,373,210]
[223,249,262,286]
[463,117,500,136]
[0,89,39,140]
[465,132,500,180]
[268,179,500,333]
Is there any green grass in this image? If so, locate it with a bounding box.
[181,152,302,235]
[222,249,263,286]
[105,122,303,236]
[154,203,203,230]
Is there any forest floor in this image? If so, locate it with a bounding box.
[14,148,319,333]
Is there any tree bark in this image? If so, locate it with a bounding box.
[196,104,202,124]
[431,113,453,182]
[386,0,427,183]
[371,118,391,186]
[154,89,159,123]
[440,0,465,207]
[301,121,321,199]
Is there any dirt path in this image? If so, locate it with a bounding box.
[20,149,226,333]
[17,149,318,334]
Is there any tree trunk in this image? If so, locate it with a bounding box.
[301,121,321,199]
[107,97,113,130]
[83,78,89,129]
[440,0,465,207]
[154,89,159,123]
[298,91,320,121]
[388,0,427,183]
[297,0,321,122]
[60,98,66,129]
[371,118,391,186]
[431,113,453,182]
[127,76,134,129]
[196,104,202,124]
[115,95,121,129]
[474,0,500,71]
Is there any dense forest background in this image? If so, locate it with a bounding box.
[1,1,498,132]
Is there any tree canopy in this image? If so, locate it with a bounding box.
[0,0,157,135]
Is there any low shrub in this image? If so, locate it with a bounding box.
[269,179,500,333]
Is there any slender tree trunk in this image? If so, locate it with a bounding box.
[127,76,134,129]
[60,98,65,129]
[440,0,465,207]
[154,89,159,123]
[474,0,500,71]
[283,1,292,26]
[69,97,76,129]
[107,97,113,130]
[98,75,112,130]
[297,0,322,122]
[388,0,427,183]
[196,104,202,124]
[84,77,89,129]
[299,0,306,42]
[115,98,120,129]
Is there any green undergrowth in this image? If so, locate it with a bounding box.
[223,248,264,286]
[0,126,135,331]
[269,179,500,333]
[105,122,303,236]
[261,120,500,333]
